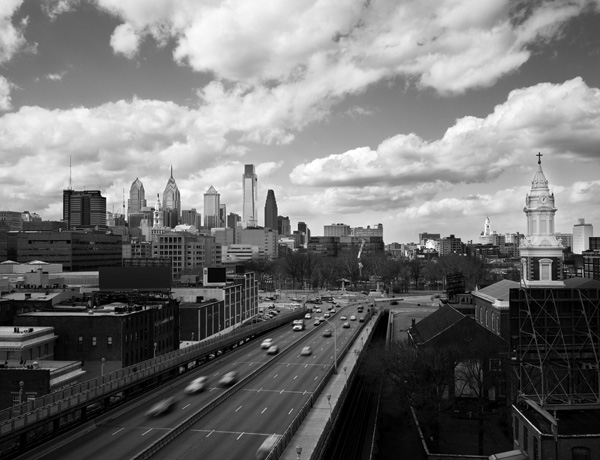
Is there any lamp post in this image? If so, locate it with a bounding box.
[321,318,337,373]
[19,381,24,405]
[326,393,332,420]
[296,445,302,460]
[343,366,347,384]
[101,357,105,376]
[153,342,157,359]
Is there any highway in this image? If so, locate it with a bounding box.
[26,303,366,460]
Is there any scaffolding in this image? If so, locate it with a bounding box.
[509,287,600,408]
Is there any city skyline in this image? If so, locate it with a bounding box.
[1,1,599,243]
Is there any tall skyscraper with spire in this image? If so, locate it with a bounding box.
[519,153,565,287]
[204,186,220,229]
[162,166,181,228]
[264,189,278,231]
[243,164,258,228]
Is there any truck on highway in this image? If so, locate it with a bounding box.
[292,319,305,331]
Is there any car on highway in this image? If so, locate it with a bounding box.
[218,371,239,387]
[340,316,347,320]
[184,376,208,394]
[145,396,177,417]
[343,322,350,328]
[261,338,274,349]
[324,313,330,318]
[305,313,312,319]
[267,345,279,355]
[314,320,320,326]
[255,434,279,460]
[323,329,332,337]
[359,317,365,322]
[350,315,357,321]
[301,346,312,356]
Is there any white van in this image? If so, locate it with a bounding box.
[489,450,527,460]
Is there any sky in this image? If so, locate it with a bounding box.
[1,0,600,244]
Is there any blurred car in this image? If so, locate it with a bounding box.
[324,313,330,318]
[315,308,322,313]
[261,338,274,349]
[267,345,279,355]
[343,322,350,328]
[293,324,303,331]
[340,316,347,320]
[304,313,312,319]
[184,376,208,394]
[145,397,177,417]
[314,320,320,326]
[359,317,365,322]
[301,346,312,356]
[255,434,279,460]
[323,329,332,337]
[350,315,357,321]
[219,371,239,387]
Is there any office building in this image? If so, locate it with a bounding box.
[264,190,278,231]
[181,209,200,228]
[219,204,227,228]
[418,232,440,245]
[63,190,106,230]
[278,216,291,236]
[227,213,241,229]
[352,224,383,238]
[152,231,218,280]
[127,178,147,219]
[0,211,23,231]
[204,186,220,229]
[324,223,350,237]
[573,218,594,254]
[242,164,258,228]
[162,167,181,228]
[234,227,278,259]
[519,155,564,287]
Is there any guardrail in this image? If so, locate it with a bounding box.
[0,312,305,441]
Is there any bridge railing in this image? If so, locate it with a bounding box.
[0,312,304,439]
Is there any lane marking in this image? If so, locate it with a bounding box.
[273,374,278,379]
[280,389,284,394]
[142,429,152,436]
[237,432,245,440]
[236,406,243,412]
[182,404,190,410]
[206,430,215,437]
[112,428,124,436]
[288,408,294,415]
[294,375,298,380]
[261,407,267,414]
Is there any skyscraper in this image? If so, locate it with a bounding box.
[227,212,241,229]
[128,178,147,215]
[264,189,278,231]
[63,189,106,230]
[519,154,564,287]
[162,166,181,228]
[242,164,258,228]
[573,218,594,254]
[204,185,220,229]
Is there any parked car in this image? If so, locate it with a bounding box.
[323,329,332,337]
[145,397,177,417]
[218,371,239,387]
[267,345,279,355]
[343,322,350,328]
[261,338,274,349]
[184,376,208,394]
[301,346,312,356]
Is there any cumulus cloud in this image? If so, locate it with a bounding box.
[291,78,600,188]
[45,71,67,81]
[110,23,140,58]
[89,0,598,143]
[0,76,12,111]
[42,0,79,21]
[0,0,27,64]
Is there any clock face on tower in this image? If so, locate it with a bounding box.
[539,194,548,204]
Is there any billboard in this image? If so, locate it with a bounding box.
[99,266,171,291]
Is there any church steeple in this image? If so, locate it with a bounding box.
[519,153,564,288]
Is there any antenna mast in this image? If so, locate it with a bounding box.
[69,156,72,190]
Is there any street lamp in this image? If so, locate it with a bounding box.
[153,342,157,359]
[101,357,105,376]
[321,318,337,373]
[296,445,302,460]
[343,366,347,383]
[19,381,24,405]
[326,393,332,420]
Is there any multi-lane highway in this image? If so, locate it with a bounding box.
[27,303,367,460]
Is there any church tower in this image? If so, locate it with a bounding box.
[519,153,565,287]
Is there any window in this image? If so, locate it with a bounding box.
[572,447,590,460]
[78,336,83,350]
[11,393,21,406]
[533,437,539,460]
[92,336,97,347]
[107,336,113,348]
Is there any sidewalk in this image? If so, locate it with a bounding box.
[279,319,374,460]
